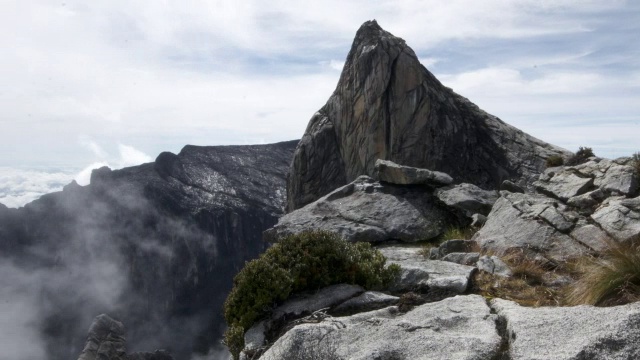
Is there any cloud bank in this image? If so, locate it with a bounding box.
[1,0,638,172]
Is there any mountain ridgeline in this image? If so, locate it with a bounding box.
[0,141,297,359]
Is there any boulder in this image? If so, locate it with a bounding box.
[286,20,569,211]
[500,180,525,194]
[591,196,640,242]
[471,213,487,227]
[260,295,502,360]
[567,189,606,214]
[492,298,640,359]
[473,193,588,262]
[374,159,453,186]
[378,246,476,293]
[435,183,499,217]
[477,255,513,277]
[534,169,593,201]
[265,176,455,243]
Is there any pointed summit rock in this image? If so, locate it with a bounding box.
[287,20,569,211]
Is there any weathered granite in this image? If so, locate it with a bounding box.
[435,183,499,217]
[261,295,501,360]
[374,159,453,186]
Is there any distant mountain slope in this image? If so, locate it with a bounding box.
[287,20,569,211]
[0,140,297,360]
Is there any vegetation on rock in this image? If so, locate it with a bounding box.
[546,155,564,167]
[567,240,640,306]
[632,151,640,176]
[565,146,595,166]
[222,231,400,359]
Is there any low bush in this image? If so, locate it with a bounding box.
[565,146,595,166]
[223,231,401,359]
[545,155,564,167]
[632,152,640,176]
[566,240,640,306]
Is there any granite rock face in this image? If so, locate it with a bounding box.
[374,159,453,186]
[492,298,640,360]
[260,295,502,360]
[0,141,297,360]
[475,157,640,261]
[266,176,456,243]
[286,20,569,211]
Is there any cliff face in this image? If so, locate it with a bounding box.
[0,140,297,360]
[287,20,569,211]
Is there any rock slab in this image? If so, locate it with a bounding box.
[260,295,501,360]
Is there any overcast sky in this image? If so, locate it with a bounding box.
[1,0,639,207]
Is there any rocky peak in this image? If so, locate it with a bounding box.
[287,20,569,211]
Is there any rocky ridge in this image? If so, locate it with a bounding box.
[287,20,569,211]
[251,154,640,359]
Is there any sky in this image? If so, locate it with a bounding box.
[1,0,639,207]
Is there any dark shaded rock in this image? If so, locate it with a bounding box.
[77,314,174,360]
[333,291,399,314]
[500,180,524,193]
[374,159,453,186]
[435,183,499,217]
[0,140,297,360]
[432,239,478,259]
[77,314,126,360]
[266,176,457,243]
[287,20,569,211]
[441,252,480,266]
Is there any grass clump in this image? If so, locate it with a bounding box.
[546,155,564,167]
[223,230,400,359]
[565,146,595,166]
[472,250,569,307]
[566,240,640,306]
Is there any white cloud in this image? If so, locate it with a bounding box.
[0,167,75,208]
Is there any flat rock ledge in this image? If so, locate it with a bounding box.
[492,298,640,360]
[260,295,502,360]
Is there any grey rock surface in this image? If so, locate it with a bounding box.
[534,169,593,201]
[378,246,476,293]
[435,183,499,217]
[261,295,501,360]
[492,298,640,360]
[591,196,640,242]
[333,291,399,314]
[473,193,588,262]
[500,180,525,193]
[265,176,455,243]
[374,159,453,186]
[477,255,513,277]
[287,20,569,211]
[471,213,487,227]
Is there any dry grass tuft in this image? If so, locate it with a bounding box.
[566,239,640,306]
[471,250,576,307]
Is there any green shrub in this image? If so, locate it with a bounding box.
[566,240,640,306]
[632,152,640,176]
[565,146,595,166]
[546,155,564,167]
[223,231,401,359]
